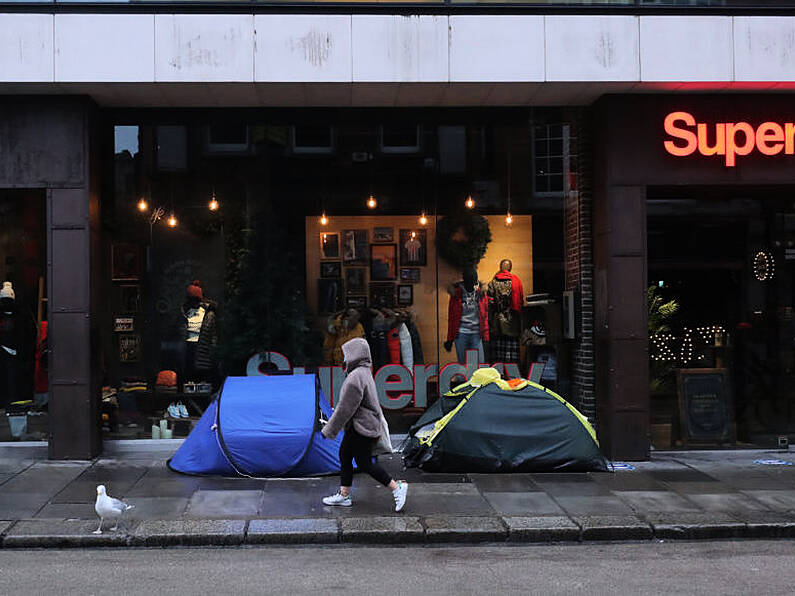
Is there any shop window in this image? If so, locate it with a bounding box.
[533,124,576,196]
[379,124,421,154]
[205,124,250,154]
[156,125,188,171]
[291,125,335,154]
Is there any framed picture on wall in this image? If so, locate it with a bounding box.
[346,296,367,309]
[320,233,340,259]
[373,227,394,243]
[400,268,420,283]
[318,278,344,313]
[370,283,395,308]
[399,229,427,266]
[320,261,342,278]
[111,244,141,281]
[343,229,369,264]
[118,334,141,362]
[370,244,397,281]
[119,284,141,312]
[397,284,414,306]
[345,267,367,294]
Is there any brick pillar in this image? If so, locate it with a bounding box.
[564,113,596,424]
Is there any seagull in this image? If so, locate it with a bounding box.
[94,485,134,534]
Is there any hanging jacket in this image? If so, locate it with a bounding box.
[398,323,413,370]
[370,312,390,370]
[447,282,490,343]
[192,301,218,371]
[407,320,424,365]
[0,308,21,354]
[387,327,401,364]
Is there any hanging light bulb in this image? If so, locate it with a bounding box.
[505,212,513,226]
[208,194,219,211]
[167,213,178,228]
[419,211,428,226]
[465,195,475,209]
[319,212,329,226]
[367,195,377,209]
[411,231,417,239]
[137,197,148,212]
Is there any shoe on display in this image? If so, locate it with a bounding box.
[530,321,547,337]
[393,481,408,512]
[167,403,180,419]
[177,402,189,418]
[322,492,352,507]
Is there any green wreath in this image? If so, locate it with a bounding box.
[436,212,492,270]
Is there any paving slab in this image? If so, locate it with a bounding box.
[663,481,737,495]
[197,477,269,491]
[340,516,424,544]
[740,490,795,512]
[482,491,566,516]
[589,472,668,492]
[0,493,51,519]
[571,515,652,541]
[648,468,721,483]
[3,520,131,548]
[185,490,263,518]
[247,518,339,544]
[614,491,704,513]
[502,516,580,543]
[0,464,87,496]
[685,492,773,515]
[34,503,97,520]
[0,474,13,487]
[124,497,188,519]
[131,519,245,546]
[553,495,635,516]
[529,476,612,497]
[423,516,507,543]
[643,512,747,540]
[469,474,539,492]
[125,476,200,498]
[0,520,13,538]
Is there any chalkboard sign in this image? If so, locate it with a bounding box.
[676,368,735,445]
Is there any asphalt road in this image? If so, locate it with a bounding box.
[1,541,793,595]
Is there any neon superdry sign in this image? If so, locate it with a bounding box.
[663,111,795,167]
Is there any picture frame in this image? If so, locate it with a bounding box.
[370,244,397,281]
[373,227,394,243]
[397,284,414,306]
[119,284,141,312]
[345,267,367,294]
[320,261,342,278]
[399,229,427,266]
[317,278,344,313]
[114,316,134,333]
[111,244,140,281]
[346,296,367,309]
[370,283,395,308]
[320,232,340,259]
[400,268,421,284]
[343,229,369,264]
[118,334,141,362]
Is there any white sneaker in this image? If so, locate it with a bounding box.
[167,403,180,419]
[177,402,189,418]
[393,481,408,512]
[322,492,352,507]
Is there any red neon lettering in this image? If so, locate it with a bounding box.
[664,112,795,166]
[697,122,726,156]
[756,122,785,156]
[664,111,697,156]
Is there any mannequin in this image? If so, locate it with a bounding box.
[182,280,218,385]
[487,259,524,364]
[445,267,489,365]
[0,282,21,410]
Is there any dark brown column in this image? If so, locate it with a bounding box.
[593,184,649,460]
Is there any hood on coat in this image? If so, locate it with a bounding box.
[342,337,372,373]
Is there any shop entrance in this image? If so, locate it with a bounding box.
[647,188,795,449]
[0,189,48,441]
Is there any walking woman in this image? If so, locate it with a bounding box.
[321,337,408,511]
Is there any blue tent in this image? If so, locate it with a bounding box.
[168,375,343,477]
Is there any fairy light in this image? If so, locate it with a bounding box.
[505,212,513,226]
[754,250,775,281]
[419,211,428,226]
[465,195,475,209]
[208,195,219,212]
[319,213,329,226]
[367,195,377,209]
[137,197,148,212]
[167,213,178,228]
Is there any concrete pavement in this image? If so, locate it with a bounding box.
[0,441,794,547]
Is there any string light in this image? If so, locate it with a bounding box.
[465,195,475,209]
[505,212,513,226]
[410,231,417,239]
[367,195,377,209]
[137,197,148,212]
[754,250,775,281]
[208,193,219,212]
[167,213,178,228]
[419,211,428,226]
[319,212,329,226]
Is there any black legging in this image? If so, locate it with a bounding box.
[339,427,392,487]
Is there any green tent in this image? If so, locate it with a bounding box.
[403,368,609,473]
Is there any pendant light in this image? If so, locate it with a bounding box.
[167,213,178,228]
[465,195,475,209]
[319,212,329,226]
[367,195,377,209]
[419,211,428,226]
[137,197,148,212]
[208,188,219,212]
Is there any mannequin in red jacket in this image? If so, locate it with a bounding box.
[445,267,489,364]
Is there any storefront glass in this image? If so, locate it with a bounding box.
[648,191,795,449]
[105,111,570,440]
